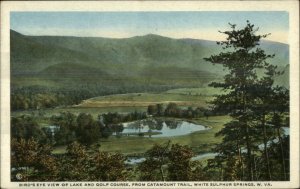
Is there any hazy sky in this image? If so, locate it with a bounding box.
[11,11,289,43]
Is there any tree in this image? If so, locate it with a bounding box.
[11,116,46,143]
[101,112,122,125]
[268,87,289,180]
[267,135,289,180]
[156,104,164,116]
[138,142,204,181]
[250,65,285,180]
[167,144,194,180]
[204,21,279,180]
[51,112,77,145]
[109,124,124,136]
[138,141,170,181]
[76,113,100,146]
[31,144,59,181]
[58,141,90,181]
[92,151,127,181]
[147,104,157,115]
[11,138,58,181]
[164,103,179,117]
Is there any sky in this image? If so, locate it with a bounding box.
[10,11,289,43]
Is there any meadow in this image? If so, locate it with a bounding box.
[77,92,212,108]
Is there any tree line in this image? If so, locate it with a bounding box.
[11,110,148,147]
[147,103,217,118]
[11,83,178,111]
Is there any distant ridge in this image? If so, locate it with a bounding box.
[11,29,289,46]
[10,29,289,89]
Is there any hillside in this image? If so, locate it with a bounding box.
[10,30,289,91]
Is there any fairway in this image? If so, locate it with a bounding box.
[76,91,213,108]
[166,87,223,96]
[11,88,217,119]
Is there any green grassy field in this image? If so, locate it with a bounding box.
[77,90,213,108]
[166,87,224,96]
[12,89,216,119]
[52,116,230,155]
[11,88,221,133]
[12,87,217,115]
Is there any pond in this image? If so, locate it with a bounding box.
[121,118,208,138]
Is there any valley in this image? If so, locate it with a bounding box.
[10,28,290,181]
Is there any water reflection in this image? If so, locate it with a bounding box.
[122,118,208,138]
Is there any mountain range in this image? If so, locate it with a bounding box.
[10,30,289,91]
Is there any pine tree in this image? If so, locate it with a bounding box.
[269,86,289,180]
[204,21,276,180]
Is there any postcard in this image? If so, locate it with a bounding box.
[1,1,299,188]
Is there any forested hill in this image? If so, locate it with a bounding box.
[10,30,289,90]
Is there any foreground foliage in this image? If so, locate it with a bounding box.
[11,139,201,181]
[139,142,206,181]
[11,140,127,181]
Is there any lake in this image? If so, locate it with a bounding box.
[122,118,208,138]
